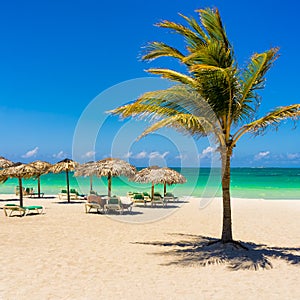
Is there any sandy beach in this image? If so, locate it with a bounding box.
[0,194,299,300]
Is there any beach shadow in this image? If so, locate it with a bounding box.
[0,198,20,202]
[105,210,144,215]
[54,200,86,204]
[35,196,56,199]
[135,204,181,209]
[133,233,300,271]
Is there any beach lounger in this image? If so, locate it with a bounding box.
[164,192,179,202]
[104,196,123,214]
[151,193,167,207]
[70,188,86,199]
[58,189,78,200]
[3,204,44,217]
[119,196,133,213]
[15,186,34,196]
[85,194,106,213]
[129,192,151,206]
[30,192,45,198]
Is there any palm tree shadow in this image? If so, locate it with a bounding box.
[133,233,300,270]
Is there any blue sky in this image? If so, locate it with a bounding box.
[0,0,299,167]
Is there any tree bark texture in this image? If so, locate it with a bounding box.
[221,147,233,242]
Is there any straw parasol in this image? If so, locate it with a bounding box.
[132,166,186,199]
[28,160,52,197]
[0,173,8,183]
[160,167,187,195]
[0,156,14,168]
[95,158,136,197]
[74,161,99,192]
[49,158,78,202]
[0,162,39,206]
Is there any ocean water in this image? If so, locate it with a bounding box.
[1,168,299,200]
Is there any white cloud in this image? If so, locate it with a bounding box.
[149,151,169,159]
[82,151,96,159]
[123,152,133,159]
[135,151,148,159]
[129,151,170,160]
[287,153,300,160]
[254,151,270,160]
[22,147,39,158]
[175,154,188,160]
[53,150,67,159]
[199,146,215,159]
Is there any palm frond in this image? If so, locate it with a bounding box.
[110,85,220,121]
[110,102,177,120]
[197,8,230,49]
[137,114,215,140]
[233,104,300,142]
[238,48,279,104]
[146,68,198,87]
[142,42,185,61]
[156,19,204,49]
[178,13,207,42]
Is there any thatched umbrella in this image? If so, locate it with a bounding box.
[49,158,78,202]
[0,156,14,168]
[28,160,52,197]
[74,161,99,192]
[0,162,39,206]
[160,167,187,195]
[132,166,186,199]
[0,173,8,183]
[95,158,136,197]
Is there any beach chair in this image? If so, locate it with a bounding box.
[85,194,106,213]
[104,196,123,214]
[3,204,44,217]
[151,193,167,207]
[23,187,34,197]
[164,192,179,202]
[58,189,78,200]
[142,192,152,203]
[70,188,86,199]
[131,193,145,206]
[15,186,26,196]
[119,196,133,213]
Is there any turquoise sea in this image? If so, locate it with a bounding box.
[1,168,300,200]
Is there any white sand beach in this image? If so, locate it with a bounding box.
[0,194,299,299]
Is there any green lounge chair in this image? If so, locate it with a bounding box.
[58,189,78,200]
[104,197,123,214]
[152,193,167,207]
[3,204,44,217]
[164,192,179,202]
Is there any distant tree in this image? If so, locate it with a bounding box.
[111,7,300,247]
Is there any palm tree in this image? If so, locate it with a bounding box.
[110,7,300,246]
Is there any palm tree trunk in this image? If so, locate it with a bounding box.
[66,169,70,203]
[221,147,233,242]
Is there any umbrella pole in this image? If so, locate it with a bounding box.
[66,169,70,203]
[108,173,111,197]
[164,183,166,196]
[38,176,41,197]
[18,177,23,207]
[151,183,154,200]
[90,175,93,192]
